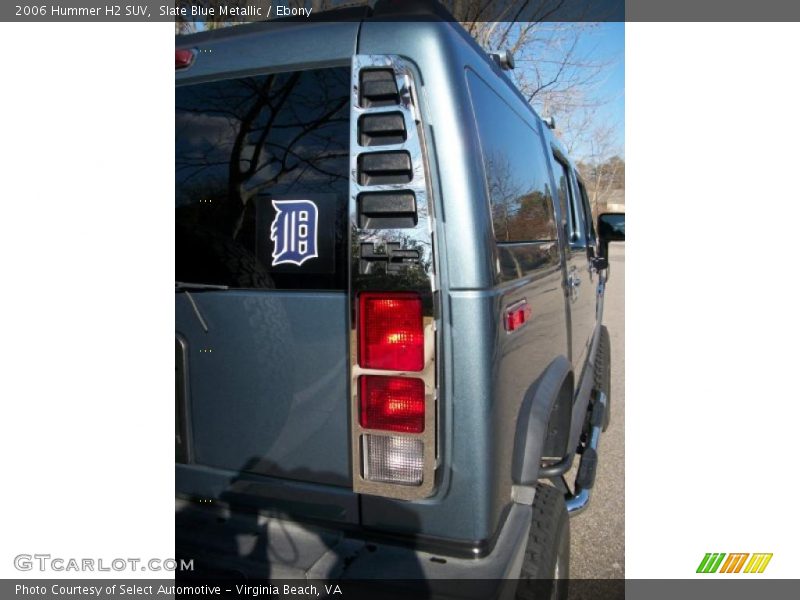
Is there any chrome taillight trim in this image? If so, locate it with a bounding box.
[349,55,438,500]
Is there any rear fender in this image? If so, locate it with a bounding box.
[511,356,573,495]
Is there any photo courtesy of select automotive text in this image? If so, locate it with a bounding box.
[174,2,625,598]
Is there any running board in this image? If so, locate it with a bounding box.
[565,391,606,515]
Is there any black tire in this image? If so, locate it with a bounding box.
[516,483,570,600]
[594,325,611,431]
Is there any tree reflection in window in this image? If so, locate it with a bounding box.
[175,68,351,289]
[467,71,557,244]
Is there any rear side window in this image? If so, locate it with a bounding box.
[175,67,351,290]
[553,156,586,246]
[553,158,570,227]
[466,70,557,244]
[577,178,597,242]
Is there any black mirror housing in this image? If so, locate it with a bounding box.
[597,212,624,264]
[598,212,625,243]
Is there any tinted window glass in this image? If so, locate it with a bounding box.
[175,67,350,290]
[553,156,585,246]
[553,158,571,229]
[466,71,557,243]
[577,179,596,241]
[568,169,587,244]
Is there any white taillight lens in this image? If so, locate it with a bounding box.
[363,434,423,485]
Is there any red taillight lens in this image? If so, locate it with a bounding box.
[505,301,532,332]
[360,376,425,433]
[175,49,195,70]
[358,292,424,371]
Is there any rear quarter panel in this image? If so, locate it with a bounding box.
[358,20,569,546]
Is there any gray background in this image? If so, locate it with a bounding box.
[4,1,800,22]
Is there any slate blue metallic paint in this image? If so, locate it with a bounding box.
[175,19,361,522]
[175,20,359,85]
[175,292,355,515]
[176,15,597,550]
[357,20,573,543]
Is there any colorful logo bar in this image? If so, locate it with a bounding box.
[696,553,773,574]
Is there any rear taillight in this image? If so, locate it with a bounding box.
[356,292,426,487]
[175,49,195,70]
[350,56,436,499]
[363,434,423,485]
[358,292,423,371]
[360,375,425,433]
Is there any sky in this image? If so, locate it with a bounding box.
[572,21,625,159]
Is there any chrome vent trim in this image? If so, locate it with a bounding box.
[349,55,438,500]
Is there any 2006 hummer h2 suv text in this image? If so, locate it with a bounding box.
[175,2,623,596]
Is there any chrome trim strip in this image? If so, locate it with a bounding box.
[349,55,438,500]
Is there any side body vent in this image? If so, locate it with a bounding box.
[358,151,412,186]
[359,113,407,146]
[349,55,439,501]
[358,192,417,229]
[359,69,400,107]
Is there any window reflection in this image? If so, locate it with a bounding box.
[467,71,557,244]
[175,68,351,290]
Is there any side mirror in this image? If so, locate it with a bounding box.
[598,212,625,242]
[598,212,625,261]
